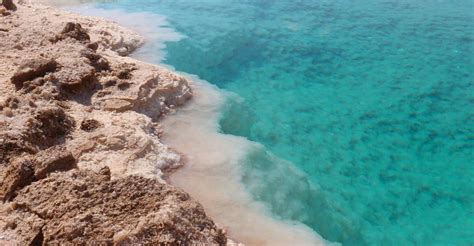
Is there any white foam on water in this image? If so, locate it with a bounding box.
[51,2,330,245]
[160,76,328,245]
[64,4,184,63]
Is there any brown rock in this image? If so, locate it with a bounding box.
[117,81,130,90]
[6,170,227,245]
[10,58,58,89]
[97,166,111,181]
[53,22,90,42]
[4,96,19,109]
[2,107,13,117]
[21,77,46,94]
[0,134,37,166]
[33,145,76,179]
[0,210,45,245]
[0,6,7,15]
[55,61,96,90]
[81,49,110,71]
[0,3,223,245]
[25,107,75,148]
[1,0,16,11]
[86,41,99,51]
[80,118,102,132]
[103,78,117,87]
[0,146,75,201]
[0,159,34,201]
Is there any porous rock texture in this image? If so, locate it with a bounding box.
[0,1,226,245]
[1,169,226,245]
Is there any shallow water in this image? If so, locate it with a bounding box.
[70,0,473,245]
[158,77,327,245]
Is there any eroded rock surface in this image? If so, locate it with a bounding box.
[1,169,226,245]
[0,1,228,245]
[0,146,76,201]
[10,58,58,89]
[52,22,90,42]
[1,1,191,116]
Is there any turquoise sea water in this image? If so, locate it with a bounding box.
[88,0,472,245]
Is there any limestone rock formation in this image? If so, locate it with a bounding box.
[80,118,102,132]
[52,22,90,42]
[0,2,229,245]
[0,146,76,201]
[0,158,34,202]
[1,170,227,245]
[10,58,58,89]
[32,145,76,179]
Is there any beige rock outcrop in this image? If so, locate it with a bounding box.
[0,169,226,245]
[0,1,228,244]
[0,146,76,201]
[10,58,58,89]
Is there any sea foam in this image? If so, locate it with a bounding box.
[160,76,328,245]
[66,4,330,245]
[65,5,183,63]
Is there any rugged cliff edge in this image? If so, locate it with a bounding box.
[0,1,227,244]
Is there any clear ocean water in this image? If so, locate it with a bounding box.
[82,0,472,245]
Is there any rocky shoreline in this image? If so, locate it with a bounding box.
[0,1,228,244]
